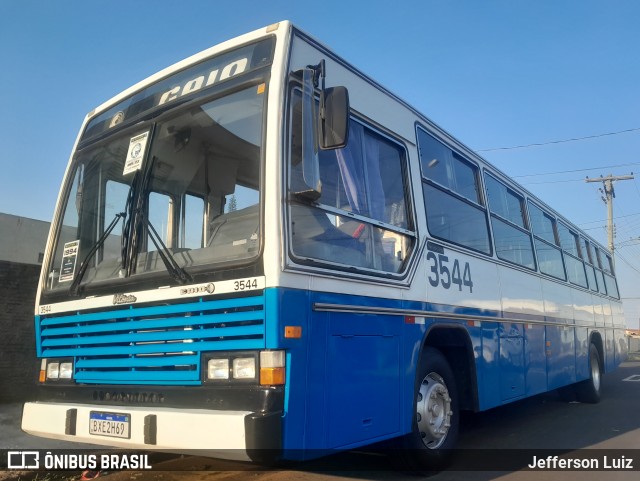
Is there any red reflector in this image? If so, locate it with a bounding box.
[405,316,415,324]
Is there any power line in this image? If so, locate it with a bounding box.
[512,161,640,179]
[477,127,640,152]
[616,250,640,276]
[578,211,640,226]
[521,178,584,186]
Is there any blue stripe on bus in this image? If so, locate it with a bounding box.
[40,295,263,327]
[37,293,266,385]
[42,338,265,358]
[41,309,265,337]
[41,323,264,347]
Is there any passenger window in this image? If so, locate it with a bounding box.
[601,249,619,298]
[288,89,415,275]
[418,129,480,203]
[418,128,490,254]
[580,237,599,293]
[557,223,579,257]
[527,203,557,245]
[527,202,566,280]
[534,239,566,280]
[484,174,535,269]
[558,222,586,287]
[603,251,615,274]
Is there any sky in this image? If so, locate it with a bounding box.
[1,1,639,326]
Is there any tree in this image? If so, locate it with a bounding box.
[227,194,237,212]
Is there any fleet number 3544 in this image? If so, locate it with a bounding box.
[426,252,473,293]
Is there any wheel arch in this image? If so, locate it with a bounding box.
[589,330,605,372]
[421,323,479,412]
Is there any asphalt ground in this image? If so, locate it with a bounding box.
[2,359,640,481]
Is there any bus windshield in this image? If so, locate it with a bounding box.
[45,84,265,296]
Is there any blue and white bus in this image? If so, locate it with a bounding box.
[22,21,627,468]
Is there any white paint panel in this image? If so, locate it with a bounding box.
[289,37,417,144]
[424,250,501,313]
[602,299,613,327]
[572,289,596,326]
[593,300,605,326]
[22,402,251,458]
[541,279,574,323]
[497,265,544,318]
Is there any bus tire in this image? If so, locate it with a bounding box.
[396,347,459,472]
[576,343,602,404]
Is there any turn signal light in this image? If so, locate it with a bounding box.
[260,367,285,385]
[39,359,47,383]
[259,350,285,385]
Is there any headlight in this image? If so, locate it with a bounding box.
[59,362,74,379]
[207,358,229,380]
[46,362,60,380]
[202,351,281,384]
[232,357,256,379]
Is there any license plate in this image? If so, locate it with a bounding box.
[89,411,131,439]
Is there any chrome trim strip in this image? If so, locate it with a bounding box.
[312,302,619,330]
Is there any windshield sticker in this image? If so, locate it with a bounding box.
[59,240,80,283]
[123,131,150,175]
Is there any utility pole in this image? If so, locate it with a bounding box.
[585,174,634,260]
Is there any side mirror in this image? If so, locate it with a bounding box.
[320,86,349,150]
[297,67,322,200]
[293,61,351,201]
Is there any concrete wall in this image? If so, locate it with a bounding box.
[0,213,49,402]
[0,261,41,402]
[0,214,49,266]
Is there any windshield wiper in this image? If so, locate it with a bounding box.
[121,168,142,278]
[121,155,192,285]
[69,212,125,297]
[146,218,193,284]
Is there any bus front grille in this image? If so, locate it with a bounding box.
[37,294,265,385]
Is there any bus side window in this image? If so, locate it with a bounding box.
[601,249,619,298]
[288,89,415,274]
[417,128,491,255]
[484,174,535,269]
[594,248,608,296]
[527,202,566,280]
[558,222,587,288]
[580,237,599,293]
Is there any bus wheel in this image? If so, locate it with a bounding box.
[576,343,602,404]
[396,347,459,471]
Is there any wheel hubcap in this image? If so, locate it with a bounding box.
[416,372,452,449]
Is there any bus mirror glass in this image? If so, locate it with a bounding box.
[320,86,349,150]
[296,67,322,201]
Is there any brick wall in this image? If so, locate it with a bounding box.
[0,261,41,402]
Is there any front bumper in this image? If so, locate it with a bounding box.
[22,402,282,461]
